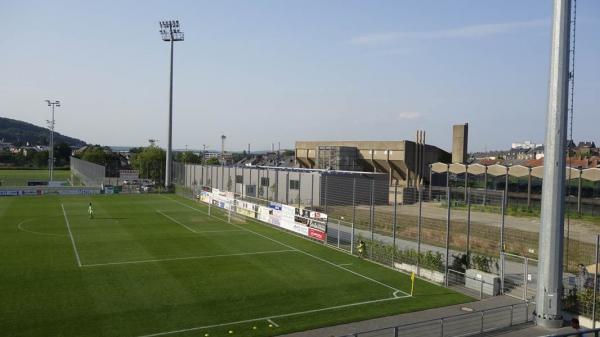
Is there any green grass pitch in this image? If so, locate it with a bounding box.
[0,169,71,186]
[0,194,472,336]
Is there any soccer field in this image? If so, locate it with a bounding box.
[0,194,472,337]
[0,169,71,186]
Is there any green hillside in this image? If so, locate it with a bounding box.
[0,116,86,147]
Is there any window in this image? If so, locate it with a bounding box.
[290,179,300,190]
[245,185,256,197]
[235,175,243,184]
[261,177,269,187]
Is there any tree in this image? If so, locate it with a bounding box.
[79,146,108,165]
[205,157,219,165]
[31,150,49,168]
[130,145,166,183]
[54,142,71,166]
[176,151,202,164]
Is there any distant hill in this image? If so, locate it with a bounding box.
[0,117,86,147]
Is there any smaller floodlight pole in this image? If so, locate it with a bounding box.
[159,20,184,189]
[45,99,60,182]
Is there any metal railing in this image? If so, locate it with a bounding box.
[340,302,533,337]
[544,329,600,337]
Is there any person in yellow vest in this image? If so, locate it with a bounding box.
[357,240,366,258]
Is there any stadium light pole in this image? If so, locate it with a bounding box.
[159,20,184,190]
[45,99,60,182]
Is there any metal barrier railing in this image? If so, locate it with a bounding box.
[340,302,534,337]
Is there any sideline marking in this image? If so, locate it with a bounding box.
[164,196,408,296]
[338,263,353,267]
[267,318,279,327]
[136,294,410,337]
[157,210,198,233]
[82,249,295,267]
[61,204,82,267]
[17,218,67,237]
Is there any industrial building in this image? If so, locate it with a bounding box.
[295,138,452,188]
[174,163,389,208]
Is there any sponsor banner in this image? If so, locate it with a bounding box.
[281,205,296,220]
[199,191,211,203]
[308,219,327,232]
[0,190,19,196]
[237,208,255,218]
[267,201,282,211]
[257,206,271,223]
[308,228,326,241]
[279,218,309,236]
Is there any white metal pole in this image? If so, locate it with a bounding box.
[536,0,571,328]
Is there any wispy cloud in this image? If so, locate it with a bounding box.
[397,111,422,120]
[349,19,547,46]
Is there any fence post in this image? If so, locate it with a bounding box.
[466,187,471,256]
[392,184,397,268]
[439,318,444,337]
[394,326,399,337]
[509,304,513,327]
[524,257,528,300]
[480,311,485,333]
[351,177,356,254]
[445,186,451,287]
[337,220,341,248]
[417,186,422,275]
[593,234,599,329]
[500,190,506,294]
[370,178,375,259]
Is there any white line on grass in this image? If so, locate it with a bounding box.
[164,196,409,296]
[136,294,410,337]
[82,249,295,267]
[156,210,198,233]
[266,318,279,327]
[61,203,82,267]
[17,218,67,237]
[338,263,353,267]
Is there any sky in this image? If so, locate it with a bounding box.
[0,0,599,153]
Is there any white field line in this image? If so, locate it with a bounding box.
[137,294,410,337]
[82,249,295,267]
[164,196,409,296]
[157,209,244,234]
[61,203,82,267]
[17,218,67,237]
[156,210,198,233]
[266,318,279,327]
[338,263,353,267]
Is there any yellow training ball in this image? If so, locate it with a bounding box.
[228,330,233,334]
[268,324,273,328]
[252,326,257,330]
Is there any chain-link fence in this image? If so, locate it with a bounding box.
[173,163,600,324]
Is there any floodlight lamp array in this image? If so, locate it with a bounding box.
[159,20,184,41]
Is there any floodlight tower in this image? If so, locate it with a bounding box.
[45,99,60,182]
[159,20,184,189]
[536,0,571,328]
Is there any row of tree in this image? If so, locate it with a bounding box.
[0,142,72,168]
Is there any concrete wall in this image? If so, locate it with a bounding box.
[452,123,469,163]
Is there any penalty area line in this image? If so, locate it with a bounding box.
[156,210,198,233]
[164,196,410,297]
[81,249,295,267]
[136,294,410,337]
